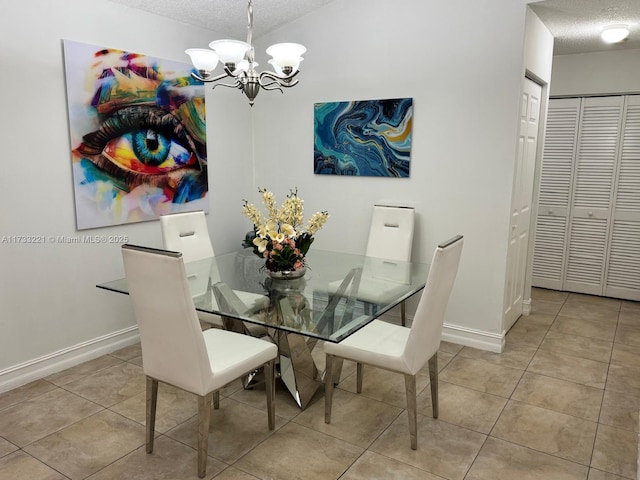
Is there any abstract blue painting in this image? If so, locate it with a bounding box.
[314,98,413,177]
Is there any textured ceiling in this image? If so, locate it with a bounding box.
[530,0,640,55]
[109,0,640,56]
[107,0,336,40]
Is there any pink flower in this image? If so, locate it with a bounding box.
[294,260,304,270]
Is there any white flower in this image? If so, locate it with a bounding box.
[281,223,296,237]
[253,237,268,253]
[257,225,269,238]
[306,211,330,235]
[242,188,329,266]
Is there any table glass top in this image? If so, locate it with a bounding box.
[98,249,429,343]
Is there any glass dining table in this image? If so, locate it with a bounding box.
[98,248,430,409]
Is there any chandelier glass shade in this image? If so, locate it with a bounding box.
[185,0,306,106]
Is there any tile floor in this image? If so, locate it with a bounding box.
[1,289,639,479]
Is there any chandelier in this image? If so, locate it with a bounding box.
[185,0,306,106]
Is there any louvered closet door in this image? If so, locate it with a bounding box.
[532,98,580,289]
[564,96,624,295]
[605,95,640,300]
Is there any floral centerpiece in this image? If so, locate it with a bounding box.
[242,187,329,276]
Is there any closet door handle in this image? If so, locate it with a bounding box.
[588,211,594,217]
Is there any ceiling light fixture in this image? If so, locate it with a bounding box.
[601,24,630,44]
[185,0,306,106]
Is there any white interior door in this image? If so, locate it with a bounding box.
[532,94,640,302]
[504,77,542,332]
[564,96,623,295]
[604,95,640,301]
[531,98,580,290]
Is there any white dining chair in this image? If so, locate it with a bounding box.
[121,244,277,478]
[365,205,415,261]
[365,205,415,326]
[160,210,214,263]
[160,210,269,331]
[324,235,463,450]
[335,205,414,326]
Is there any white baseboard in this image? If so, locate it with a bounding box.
[0,314,505,395]
[442,323,505,353]
[0,326,140,394]
[378,311,505,353]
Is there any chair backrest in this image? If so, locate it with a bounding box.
[404,235,463,374]
[365,205,415,262]
[121,244,214,396]
[185,256,213,298]
[363,256,411,284]
[160,211,214,263]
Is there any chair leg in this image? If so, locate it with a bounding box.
[401,300,406,327]
[145,376,158,454]
[265,359,276,430]
[332,357,344,386]
[324,354,335,423]
[197,393,213,478]
[356,363,363,393]
[213,391,220,410]
[404,374,417,450]
[428,353,439,419]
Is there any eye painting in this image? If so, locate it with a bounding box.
[63,39,208,229]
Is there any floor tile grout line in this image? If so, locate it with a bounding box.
[44,355,130,388]
[486,369,525,440]
[521,291,640,477]
[78,431,147,480]
[444,342,495,480]
[474,435,594,474]
[20,449,72,480]
[485,296,603,471]
[3,290,638,479]
[523,300,613,393]
[0,378,60,413]
[2,397,108,454]
[460,325,535,480]
[597,307,621,429]
[334,408,407,479]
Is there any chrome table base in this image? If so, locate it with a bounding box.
[273,331,322,409]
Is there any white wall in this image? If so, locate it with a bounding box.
[0,0,251,390]
[251,0,532,350]
[521,8,554,319]
[550,49,640,96]
[1,0,539,390]
[524,8,554,83]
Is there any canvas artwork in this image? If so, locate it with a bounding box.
[314,98,413,177]
[63,39,208,230]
